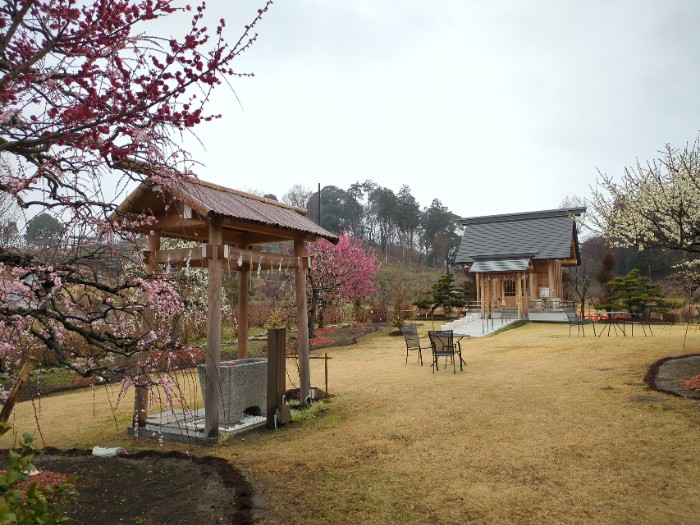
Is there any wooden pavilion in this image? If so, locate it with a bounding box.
[454,208,585,320]
[113,177,338,439]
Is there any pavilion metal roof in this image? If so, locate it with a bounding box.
[454,208,585,265]
[114,177,339,245]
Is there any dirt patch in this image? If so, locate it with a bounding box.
[305,324,381,350]
[645,353,700,399]
[20,448,254,525]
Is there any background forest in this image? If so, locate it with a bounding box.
[2,177,696,341]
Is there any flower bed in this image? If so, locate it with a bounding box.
[0,470,72,497]
[683,374,700,391]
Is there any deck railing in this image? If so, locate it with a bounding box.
[467,300,575,312]
[528,299,575,311]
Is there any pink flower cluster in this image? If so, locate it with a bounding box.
[307,231,380,304]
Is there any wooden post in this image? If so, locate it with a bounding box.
[237,241,249,359]
[266,328,286,429]
[204,217,223,438]
[556,261,562,299]
[478,274,485,319]
[294,239,311,404]
[475,273,481,305]
[516,273,523,319]
[485,276,491,318]
[478,273,482,304]
[481,275,487,318]
[493,275,503,307]
[134,231,160,429]
[548,261,555,300]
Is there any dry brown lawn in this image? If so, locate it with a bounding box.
[3,322,700,524]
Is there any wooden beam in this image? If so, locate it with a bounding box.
[224,247,309,271]
[147,247,207,265]
[223,231,283,245]
[221,217,319,243]
[204,217,223,438]
[152,214,208,231]
[145,246,310,271]
[118,213,326,247]
[118,214,300,246]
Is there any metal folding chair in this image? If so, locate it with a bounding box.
[565,309,597,337]
[401,324,425,365]
[428,330,466,374]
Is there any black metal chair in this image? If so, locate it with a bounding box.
[565,309,597,337]
[428,330,466,374]
[627,304,653,336]
[401,324,424,365]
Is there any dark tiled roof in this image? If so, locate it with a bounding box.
[454,208,585,264]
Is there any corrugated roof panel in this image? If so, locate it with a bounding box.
[469,258,530,273]
[176,180,337,241]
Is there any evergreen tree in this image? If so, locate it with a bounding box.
[420,199,461,272]
[307,185,362,235]
[25,213,62,248]
[599,269,679,313]
[395,185,420,265]
[413,273,466,317]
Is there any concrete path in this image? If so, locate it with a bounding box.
[440,315,520,337]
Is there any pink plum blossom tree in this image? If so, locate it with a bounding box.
[306,231,380,337]
[0,0,272,415]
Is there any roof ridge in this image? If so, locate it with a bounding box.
[458,207,586,225]
[471,253,539,261]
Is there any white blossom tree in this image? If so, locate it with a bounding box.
[589,141,700,254]
[590,140,700,306]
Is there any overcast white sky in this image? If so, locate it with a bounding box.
[184,0,700,218]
